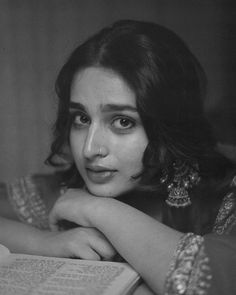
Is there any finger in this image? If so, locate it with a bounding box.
[89,232,117,260]
[92,242,116,261]
[71,245,101,261]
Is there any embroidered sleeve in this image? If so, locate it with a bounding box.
[164,176,236,295]
[7,175,49,229]
[213,175,236,235]
[164,233,212,295]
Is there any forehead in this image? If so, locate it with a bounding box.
[70,67,136,108]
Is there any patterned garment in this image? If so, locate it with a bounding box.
[7,175,49,229]
[164,176,236,295]
[7,174,236,295]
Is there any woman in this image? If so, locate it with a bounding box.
[3,20,236,294]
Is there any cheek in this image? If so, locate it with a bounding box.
[69,133,84,163]
[115,137,147,173]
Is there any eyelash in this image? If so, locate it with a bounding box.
[70,112,90,128]
[111,116,136,132]
[70,112,136,132]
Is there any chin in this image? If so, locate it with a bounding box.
[88,188,117,198]
[86,183,134,198]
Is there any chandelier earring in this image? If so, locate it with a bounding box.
[160,160,201,208]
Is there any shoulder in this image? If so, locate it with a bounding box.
[7,174,62,229]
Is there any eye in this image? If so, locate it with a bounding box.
[111,117,135,131]
[71,112,90,128]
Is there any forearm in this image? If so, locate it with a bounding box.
[49,190,183,293]
[0,216,49,255]
[90,198,182,294]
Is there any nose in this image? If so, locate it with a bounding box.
[83,124,108,159]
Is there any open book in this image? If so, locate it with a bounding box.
[0,244,140,295]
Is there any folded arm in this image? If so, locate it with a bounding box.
[50,188,236,295]
[49,189,182,294]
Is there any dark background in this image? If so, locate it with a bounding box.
[0,0,235,181]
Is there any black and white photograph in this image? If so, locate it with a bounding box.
[0,1,235,294]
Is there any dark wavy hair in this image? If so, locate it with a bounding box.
[46,20,235,231]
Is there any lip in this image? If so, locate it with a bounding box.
[86,164,115,171]
[86,166,117,184]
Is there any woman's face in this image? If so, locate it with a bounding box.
[69,67,148,197]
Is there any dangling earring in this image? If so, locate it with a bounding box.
[160,160,201,208]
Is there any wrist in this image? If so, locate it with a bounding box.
[88,197,118,227]
[24,228,51,255]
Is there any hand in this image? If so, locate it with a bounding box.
[49,188,101,231]
[40,226,116,261]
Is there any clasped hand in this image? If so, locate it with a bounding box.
[48,189,116,261]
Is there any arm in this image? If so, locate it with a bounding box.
[50,189,236,295]
[0,216,52,255]
[49,189,182,294]
[0,216,116,260]
[0,176,116,260]
[90,198,182,294]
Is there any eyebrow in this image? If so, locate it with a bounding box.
[69,102,137,113]
[69,102,85,111]
[102,104,137,113]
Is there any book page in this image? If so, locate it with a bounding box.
[0,254,140,295]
